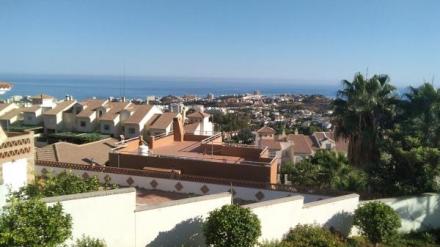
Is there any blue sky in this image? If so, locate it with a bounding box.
[0,0,439,85]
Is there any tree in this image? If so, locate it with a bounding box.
[203,204,261,247]
[290,150,367,192]
[0,197,72,247]
[13,171,116,199]
[333,73,397,168]
[73,235,106,247]
[283,224,343,247]
[232,128,255,144]
[353,201,401,246]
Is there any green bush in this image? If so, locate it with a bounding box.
[47,132,106,144]
[353,201,401,245]
[72,235,106,247]
[258,240,290,247]
[0,197,72,247]
[283,224,343,247]
[203,204,261,247]
[13,171,117,199]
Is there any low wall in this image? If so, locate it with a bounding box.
[301,194,359,236]
[35,165,328,203]
[43,188,136,247]
[135,193,231,246]
[371,193,440,232]
[245,196,304,241]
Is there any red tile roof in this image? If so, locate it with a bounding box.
[256,126,276,134]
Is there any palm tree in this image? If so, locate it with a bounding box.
[333,73,397,168]
[403,83,440,147]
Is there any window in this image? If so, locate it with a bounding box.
[27,116,32,121]
[128,127,136,134]
[80,121,86,127]
[103,124,110,131]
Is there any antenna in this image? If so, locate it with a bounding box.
[365,67,369,80]
[123,64,126,99]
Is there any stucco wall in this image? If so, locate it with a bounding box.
[2,158,28,191]
[301,194,359,236]
[135,193,231,247]
[44,188,136,247]
[370,193,440,232]
[245,196,304,241]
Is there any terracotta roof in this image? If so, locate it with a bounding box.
[99,102,131,121]
[286,134,314,155]
[149,112,178,129]
[184,122,200,133]
[0,82,12,89]
[22,105,41,113]
[36,138,119,166]
[259,139,282,150]
[44,100,76,115]
[187,111,210,119]
[76,99,107,118]
[0,103,13,112]
[0,108,23,120]
[124,105,154,125]
[256,126,276,134]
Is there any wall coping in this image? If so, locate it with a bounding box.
[135,192,231,212]
[303,193,359,208]
[243,195,304,209]
[42,187,136,203]
[363,192,440,204]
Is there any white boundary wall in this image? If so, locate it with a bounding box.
[44,188,137,247]
[369,193,440,232]
[135,193,231,246]
[36,165,328,203]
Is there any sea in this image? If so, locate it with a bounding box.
[0,74,340,100]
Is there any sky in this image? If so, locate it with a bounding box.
[0,0,439,85]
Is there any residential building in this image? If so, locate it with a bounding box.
[146,112,179,137]
[75,99,108,132]
[23,106,43,125]
[99,101,132,137]
[43,100,77,133]
[109,116,277,183]
[186,111,213,135]
[0,107,24,130]
[256,126,276,140]
[31,94,56,109]
[123,104,162,138]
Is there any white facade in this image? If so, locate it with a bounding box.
[2,158,28,192]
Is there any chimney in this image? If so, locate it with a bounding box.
[173,116,184,142]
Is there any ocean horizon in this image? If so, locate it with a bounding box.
[0,74,340,100]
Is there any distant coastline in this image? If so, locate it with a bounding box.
[0,74,339,100]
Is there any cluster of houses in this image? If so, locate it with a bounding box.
[0,94,213,139]
[254,126,348,165]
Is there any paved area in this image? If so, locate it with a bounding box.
[136,188,198,205]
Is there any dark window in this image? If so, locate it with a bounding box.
[104,124,110,131]
[80,121,86,127]
[128,128,136,134]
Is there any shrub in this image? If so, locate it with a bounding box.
[353,201,401,245]
[73,235,106,247]
[13,171,117,199]
[203,204,261,247]
[0,197,72,247]
[283,224,343,247]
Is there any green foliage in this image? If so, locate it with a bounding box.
[289,150,367,192]
[47,132,107,144]
[13,171,117,199]
[283,224,344,247]
[0,197,72,247]
[72,235,106,247]
[212,112,251,132]
[333,73,397,168]
[258,240,290,247]
[232,128,255,144]
[203,204,261,247]
[353,201,401,245]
